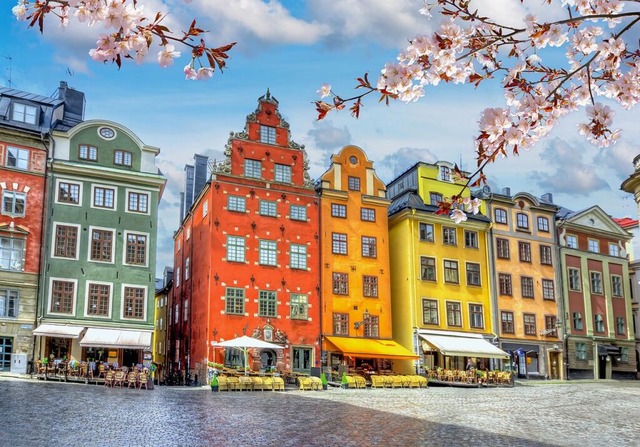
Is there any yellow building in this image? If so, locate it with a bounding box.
[153,267,172,383]
[477,189,563,379]
[318,145,416,378]
[387,161,508,374]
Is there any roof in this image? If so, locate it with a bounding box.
[388,190,491,223]
[613,217,638,229]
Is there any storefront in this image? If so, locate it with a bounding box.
[33,323,86,363]
[80,327,153,369]
[417,330,509,371]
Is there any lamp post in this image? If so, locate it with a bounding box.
[353,309,371,337]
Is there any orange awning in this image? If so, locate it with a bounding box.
[325,336,418,360]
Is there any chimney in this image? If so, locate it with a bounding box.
[501,187,511,197]
[183,164,195,215]
[541,193,553,204]
[57,81,85,125]
[192,154,209,200]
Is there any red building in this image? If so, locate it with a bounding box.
[170,91,320,383]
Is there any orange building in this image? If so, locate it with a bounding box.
[169,91,320,383]
[317,145,417,378]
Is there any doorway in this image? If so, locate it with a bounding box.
[292,347,312,373]
[0,337,12,371]
[549,352,561,379]
[123,349,139,368]
[598,355,608,379]
[260,349,276,371]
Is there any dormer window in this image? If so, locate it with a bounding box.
[114,150,132,167]
[260,125,276,145]
[12,103,37,125]
[440,166,450,181]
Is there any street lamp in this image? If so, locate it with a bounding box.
[354,309,370,335]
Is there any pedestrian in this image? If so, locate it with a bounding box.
[465,359,473,371]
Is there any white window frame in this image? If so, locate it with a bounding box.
[121,284,147,321]
[90,184,117,210]
[79,144,98,161]
[590,271,603,294]
[87,225,116,264]
[55,178,83,206]
[566,234,578,249]
[227,236,246,263]
[51,222,81,261]
[126,188,150,215]
[123,230,150,267]
[290,244,307,270]
[1,190,26,217]
[588,238,600,253]
[6,146,30,170]
[259,240,277,266]
[0,288,19,318]
[290,293,308,320]
[83,280,113,318]
[260,125,276,145]
[48,277,78,317]
[609,243,620,257]
[12,103,37,124]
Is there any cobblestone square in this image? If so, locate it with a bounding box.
[1,377,639,447]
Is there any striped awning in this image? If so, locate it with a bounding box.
[32,324,86,339]
[80,327,152,349]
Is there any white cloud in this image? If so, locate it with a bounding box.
[376,146,440,183]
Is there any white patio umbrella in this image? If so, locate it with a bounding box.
[214,335,284,375]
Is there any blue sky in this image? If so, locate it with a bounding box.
[2,0,640,275]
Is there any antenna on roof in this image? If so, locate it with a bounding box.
[2,55,13,88]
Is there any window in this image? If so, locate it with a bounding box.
[128,192,149,213]
[611,275,623,297]
[544,315,558,336]
[496,238,510,259]
[440,166,450,181]
[274,164,291,183]
[333,313,349,335]
[185,258,190,280]
[2,191,26,216]
[363,275,378,297]
[228,195,246,212]
[348,176,360,191]
[609,243,619,257]
[90,229,113,262]
[124,287,145,319]
[6,146,29,169]
[227,236,246,262]
[12,103,37,124]
[93,187,115,209]
[114,150,132,166]
[361,208,376,222]
[0,289,18,318]
[290,205,307,221]
[419,223,434,242]
[362,236,377,258]
[443,227,456,245]
[332,272,348,295]
[466,263,481,286]
[258,290,277,317]
[568,268,581,291]
[566,234,578,249]
[57,182,80,204]
[464,230,478,248]
[331,203,347,218]
[51,280,74,314]
[332,233,347,255]
[494,208,507,224]
[260,125,276,144]
[616,316,625,335]
[573,312,583,331]
[422,299,438,325]
[124,233,147,265]
[203,200,208,218]
[588,239,599,253]
[542,279,555,301]
[501,311,514,334]
[363,315,379,338]
[516,213,529,230]
[87,283,110,316]
[244,159,262,179]
[523,314,537,335]
[430,192,443,205]
[290,294,308,320]
[575,342,587,360]
[259,200,277,217]
[53,225,77,258]
[420,256,436,281]
[225,288,245,315]
[590,271,603,294]
[521,277,534,298]
[290,244,307,270]
[540,245,552,265]
[259,240,277,266]
[469,304,484,329]
[444,260,459,284]
[518,242,531,262]
[594,314,605,333]
[446,302,462,326]
[537,216,549,232]
[79,144,98,161]
[620,347,629,363]
[499,273,512,295]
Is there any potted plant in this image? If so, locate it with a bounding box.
[210,375,219,392]
[341,372,349,389]
[320,372,328,391]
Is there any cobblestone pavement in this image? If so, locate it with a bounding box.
[1,377,639,447]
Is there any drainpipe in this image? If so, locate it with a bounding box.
[32,130,54,370]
